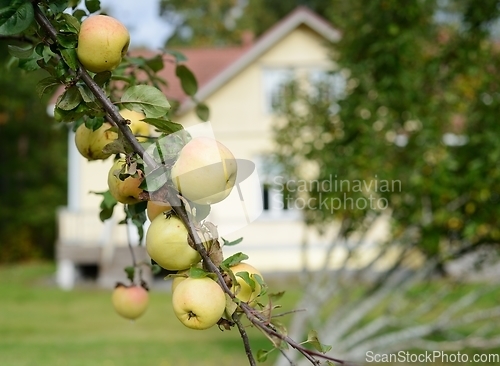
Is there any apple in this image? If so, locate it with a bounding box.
[171,137,238,205]
[112,284,149,320]
[172,277,226,330]
[74,122,117,160]
[147,200,172,222]
[230,262,264,304]
[77,15,130,73]
[107,158,144,204]
[120,109,150,142]
[146,214,201,270]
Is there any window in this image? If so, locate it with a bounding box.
[262,68,294,113]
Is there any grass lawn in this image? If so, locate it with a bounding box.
[0,262,300,366]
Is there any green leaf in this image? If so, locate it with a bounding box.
[195,102,210,121]
[59,13,81,33]
[142,118,183,135]
[236,271,255,292]
[0,1,34,36]
[91,190,118,222]
[188,266,208,279]
[145,54,164,72]
[176,64,198,96]
[93,71,112,87]
[7,44,33,58]
[57,33,78,48]
[121,85,171,119]
[268,291,285,303]
[306,330,332,353]
[222,237,243,246]
[124,266,135,283]
[57,85,82,111]
[36,77,60,98]
[60,47,78,71]
[256,349,273,362]
[151,264,162,275]
[84,116,104,131]
[221,252,249,269]
[85,0,101,13]
[164,49,187,63]
[77,85,95,103]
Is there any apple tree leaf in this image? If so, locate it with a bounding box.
[222,237,243,246]
[164,49,187,63]
[57,85,82,111]
[236,271,255,292]
[188,266,208,279]
[142,118,183,135]
[36,77,60,98]
[85,0,101,14]
[195,102,210,122]
[90,190,118,222]
[151,264,162,275]
[59,13,80,33]
[121,85,171,119]
[124,266,135,283]
[224,293,238,319]
[256,349,274,362]
[145,54,164,72]
[93,71,112,87]
[176,64,198,96]
[60,47,78,71]
[0,0,34,36]
[306,330,332,354]
[7,44,33,58]
[221,252,249,270]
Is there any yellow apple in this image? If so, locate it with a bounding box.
[74,122,117,160]
[230,262,263,304]
[77,15,130,73]
[172,277,226,330]
[171,137,238,205]
[146,214,201,271]
[107,158,144,204]
[146,200,172,221]
[112,284,149,320]
[119,109,150,142]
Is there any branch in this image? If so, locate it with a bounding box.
[31,4,347,365]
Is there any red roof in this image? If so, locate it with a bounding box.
[133,45,251,104]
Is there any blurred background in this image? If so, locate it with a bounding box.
[2,0,500,365]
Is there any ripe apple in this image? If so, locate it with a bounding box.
[171,137,238,205]
[107,158,144,204]
[120,109,150,142]
[112,284,149,320]
[77,15,130,73]
[172,277,226,330]
[146,214,201,271]
[147,200,172,221]
[230,262,264,304]
[74,122,117,160]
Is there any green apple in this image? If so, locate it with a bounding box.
[120,109,150,142]
[172,277,226,330]
[171,137,238,205]
[107,158,144,204]
[77,15,130,73]
[74,122,117,160]
[230,262,263,304]
[112,284,149,320]
[146,200,172,222]
[146,214,201,271]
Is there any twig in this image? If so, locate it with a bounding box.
[233,312,257,366]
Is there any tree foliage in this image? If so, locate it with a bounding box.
[273,0,500,264]
[0,41,67,262]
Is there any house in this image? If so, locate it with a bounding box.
[56,7,383,289]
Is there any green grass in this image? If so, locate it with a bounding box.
[0,262,300,366]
